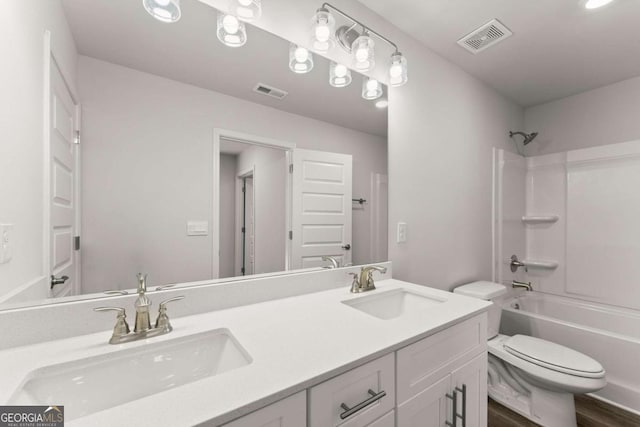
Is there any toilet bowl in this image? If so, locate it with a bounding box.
[454,281,606,427]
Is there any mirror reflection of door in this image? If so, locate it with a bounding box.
[218,138,288,279]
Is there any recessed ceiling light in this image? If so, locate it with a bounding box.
[375,100,388,109]
[585,0,614,9]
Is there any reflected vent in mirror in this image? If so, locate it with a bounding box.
[253,83,288,100]
[457,19,512,54]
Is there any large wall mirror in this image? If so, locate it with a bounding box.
[0,0,388,309]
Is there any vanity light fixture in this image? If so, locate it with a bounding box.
[352,33,375,72]
[362,77,383,100]
[142,0,181,23]
[217,12,247,47]
[389,52,408,87]
[230,0,261,22]
[310,7,336,52]
[311,3,408,86]
[329,62,352,87]
[289,44,314,74]
[584,0,614,8]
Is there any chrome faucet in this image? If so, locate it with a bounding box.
[348,265,387,293]
[510,255,528,273]
[512,280,533,291]
[322,255,340,269]
[94,273,185,344]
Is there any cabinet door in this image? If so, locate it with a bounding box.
[397,374,452,427]
[451,353,487,427]
[222,391,306,427]
[366,410,394,427]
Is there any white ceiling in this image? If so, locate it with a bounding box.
[61,0,387,137]
[358,0,640,107]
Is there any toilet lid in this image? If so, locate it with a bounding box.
[504,335,605,378]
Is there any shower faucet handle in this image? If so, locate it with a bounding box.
[510,255,528,273]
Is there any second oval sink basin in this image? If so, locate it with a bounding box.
[342,289,445,320]
[9,328,252,420]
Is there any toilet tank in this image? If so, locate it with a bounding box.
[454,281,507,339]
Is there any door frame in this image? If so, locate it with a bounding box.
[234,167,255,276]
[212,129,295,279]
[43,30,82,297]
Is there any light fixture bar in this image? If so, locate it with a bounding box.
[320,2,399,53]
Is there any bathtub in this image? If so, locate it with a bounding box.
[500,291,640,415]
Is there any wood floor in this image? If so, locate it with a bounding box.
[488,395,640,427]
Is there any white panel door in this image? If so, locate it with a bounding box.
[291,149,352,269]
[49,62,78,297]
[397,374,451,427]
[451,353,488,427]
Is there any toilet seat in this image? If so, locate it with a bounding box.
[503,335,605,379]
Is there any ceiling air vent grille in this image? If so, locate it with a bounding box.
[457,19,513,54]
[253,83,288,100]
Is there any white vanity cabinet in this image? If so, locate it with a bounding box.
[396,315,487,427]
[221,391,306,427]
[224,313,487,427]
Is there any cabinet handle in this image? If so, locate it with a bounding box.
[445,390,457,427]
[455,384,467,427]
[339,389,386,420]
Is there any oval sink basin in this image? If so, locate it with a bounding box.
[9,328,252,420]
[342,289,445,320]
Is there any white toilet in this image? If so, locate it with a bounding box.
[454,281,606,427]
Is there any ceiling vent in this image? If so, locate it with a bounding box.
[253,83,288,100]
[457,19,513,54]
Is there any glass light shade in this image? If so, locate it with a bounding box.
[230,0,262,22]
[352,34,375,72]
[142,0,181,23]
[217,13,247,47]
[310,8,335,52]
[289,44,314,74]
[389,52,408,87]
[329,62,352,87]
[585,0,614,8]
[362,77,383,100]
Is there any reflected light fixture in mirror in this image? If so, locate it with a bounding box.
[310,7,335,52]
[230,0,262,21]
[362,77,382,100]
[142,0,181,23]
[389,52,408,87]
[375,99,388,109]
[352,33,375,72]
[289,44,314,74]
[329,62,352,87]
[217,13,247,47]
[584,0,614,8]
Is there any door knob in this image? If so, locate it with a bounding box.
[342,244,351,250]
[50,275,69,289]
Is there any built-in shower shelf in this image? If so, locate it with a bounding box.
[522,259,559,270]
[521,215,559,224]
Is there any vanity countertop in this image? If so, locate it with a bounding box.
[0,279,490,426]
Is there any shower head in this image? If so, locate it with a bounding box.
[509,131,539,145]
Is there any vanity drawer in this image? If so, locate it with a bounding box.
[367,410,394,427]
[222,391,306,427]
[309,353,395,427]
[396,313,486,403]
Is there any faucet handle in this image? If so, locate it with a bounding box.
[136,273,148,294]
[347,272,360,293]
[155,296,185,332]
[94,306,131,338]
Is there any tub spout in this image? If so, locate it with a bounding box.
[512,280,533,291]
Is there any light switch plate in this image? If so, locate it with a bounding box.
[397,222,407,243]
[0,224,14,264]
[187,221,209,236]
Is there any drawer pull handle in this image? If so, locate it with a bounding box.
[339,389,386,420]
[445,390,457,427]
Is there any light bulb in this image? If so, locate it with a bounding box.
[334,64,347,78]
[315,23,331,42]
[310,8,335,53]
[238,0,252,5]
[362,77,382,100]
[389,52,408,87]
[366,80,378,91]
[355,47,369,62]
[223,15,240,34]
[289,44,314,74]
[352,35,375,71]
[390,64,402,78]
[294,47,309,63]
[231,0,261,21]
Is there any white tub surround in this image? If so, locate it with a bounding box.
[0,267,491,426]
[502,292,640,415]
